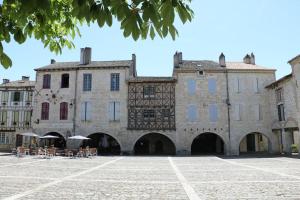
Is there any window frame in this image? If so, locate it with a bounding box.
[83,73,92,91]
[60,102,68,120]
[43,74,51,89]
[61,73,70,88]
[110,73,120,91]
[41,102,50,120]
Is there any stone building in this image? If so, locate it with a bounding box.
[29,47,300,156]
[0,76,35,151]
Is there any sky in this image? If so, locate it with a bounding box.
[1,0,300,81]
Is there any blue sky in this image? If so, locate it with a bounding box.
[1,0,300,81]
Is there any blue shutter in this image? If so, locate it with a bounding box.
[209,104,218,122]
[86,102,92,121]
[80,102,86,121]
[109,102,114,120]
[187,105,197,122]
[208,78,216,95]
[187,79,196,96]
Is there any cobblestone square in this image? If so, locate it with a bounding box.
[1,155,300,199]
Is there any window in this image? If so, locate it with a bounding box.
[1,91,8,103]
[0,133,9,144]
[276,88,283,103]
[0,111,7,126]
[43,74,51,89]
[26,91,33,104]
[143,86,155,98]
[208,78,216,95]
[60,102,68,120]
[187,79,196,95]
[254,78,259,93]
[254,104,263,121]
[83,74,92,91]
[41,102,49,120]
[234,104,241,121]
[24,111,31,125]
[111,73,120,91]
[12,91,22,102]
[277,104,285,121]
[109,101,120,121]
[12,111,19,125]
[81,102,91,121]
[209,104,218,122]
[234,77,240,93]
[187,105,197,122]
[162,109,170,119]
[143,109,155,119]
[61,74,69,88]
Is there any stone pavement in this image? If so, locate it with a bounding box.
[1,156,300,199]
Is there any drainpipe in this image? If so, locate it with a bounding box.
[225,68,231,155]
[72,68,79,136]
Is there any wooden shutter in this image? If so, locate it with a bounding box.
[109,102,114,120]
[81,102,86,121]
[208,78,216,95]
[209,104,218,122]
[115,102,120,121]
[187,79,196,96]
[86,102,92,121]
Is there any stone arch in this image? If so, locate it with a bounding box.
[43,132,66,149]
[191,132,225,155]
[83,133,121,155]
[133,133,176,155]
[239,132,271,154]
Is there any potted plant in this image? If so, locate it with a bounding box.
[291,144,298,155]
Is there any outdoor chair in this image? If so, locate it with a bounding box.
[76,148,84,158]
[90,148,97,157]
[16,147,25,157]
[65,149,74,158]
[47,148,56,158]
[37,148,46,158]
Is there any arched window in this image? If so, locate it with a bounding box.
[60,102,68,120]
[41,102,49,120]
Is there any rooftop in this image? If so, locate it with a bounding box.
[0,80,35,87]
[265,73,293,88]
[35,60,133,71]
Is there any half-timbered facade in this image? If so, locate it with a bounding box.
[127,77,176,130]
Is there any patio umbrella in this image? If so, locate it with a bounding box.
[19,132,40,137]
[39,135,59,139]
[68,135,91,140]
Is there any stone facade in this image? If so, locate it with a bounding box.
[0,76,35,151]
[18,48,300,156]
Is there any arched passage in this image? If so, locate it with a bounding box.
[134,133,176,155]
[191,132,224,155]
[239,132,270,154]
[44,132,66,149]
[84,133,121,155]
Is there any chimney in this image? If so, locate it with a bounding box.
[22,76,30,81]
[50,59,56,64]
[219,53,226,67]
[243,54,251,64]
[174,51,183,68]
[132,54,137,77]
[2,79,9,84]
[80,47,92,65]
[250,53,255,65]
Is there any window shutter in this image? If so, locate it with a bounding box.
[81,102,86,121]
[254,105,260,121]
[234,104,241,121]
[187,79,196,96]
[187,105,197,122]
[254,78,259,93]
[115,102,120,120]
[209,104,218,122]
[234,78,240,93]
[86,102,92,121]
[19,91,24,102]
[208,78,216,95]
[109,102,114,120]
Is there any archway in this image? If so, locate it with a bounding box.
[239,132,270,154]
[134,133,176,155]
[191,132,224,155]
[44,132,66,149]
[84,133,121,155]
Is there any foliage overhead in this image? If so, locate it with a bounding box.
[0,0,193,68]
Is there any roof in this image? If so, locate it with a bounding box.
[288,54,300,64]
[225,62,275,71]
[265,73,293,88]
[175,60,275,71]
[35,60,133,71]
[0,80,35,88]
[128,76,176,83]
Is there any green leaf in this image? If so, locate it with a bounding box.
[150,26,155,39]
[13,29,26,44]
[1,53,12,68]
